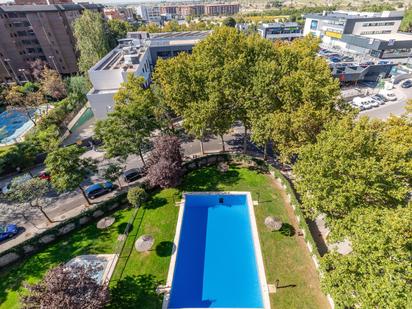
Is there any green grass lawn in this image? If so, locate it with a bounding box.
[0,165,328,309]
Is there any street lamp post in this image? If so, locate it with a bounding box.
[48,55,58,71]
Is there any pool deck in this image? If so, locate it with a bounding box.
[163,191,271,309]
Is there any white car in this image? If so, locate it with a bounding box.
[2,174,32,194]
[380,91,397,101]
[352,97,375,110]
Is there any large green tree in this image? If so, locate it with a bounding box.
[73,10,111,73]
[108,19,138,48]
[95,75,158,165]
[321,206,412,308]
[294,115,412,220]
[45,145,96,205]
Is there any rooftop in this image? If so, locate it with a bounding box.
[260,22,300,28]
[0,3,103,12]
[305,10,404,20]
[362,32,412,42]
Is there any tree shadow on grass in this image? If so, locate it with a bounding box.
[155,241,175,257]
[109,274,163,309]
[280,223,295,237]
[180,166,240,192]
[143,195,168,210]
[117,222,133,235]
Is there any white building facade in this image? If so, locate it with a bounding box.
[304,10,412,59]
[87,31,210,119]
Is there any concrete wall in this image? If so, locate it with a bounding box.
[88,90,116,120]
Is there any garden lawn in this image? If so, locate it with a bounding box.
[110,165,329,309]
[0,165,328,309]
[0,208,135,309]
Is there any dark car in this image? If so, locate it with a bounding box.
[329,57,341,63]
[123,169,142,183]
[0,224,18,242]
[85,181,113,199]
[341,56,354,62]
[401,80,412,88]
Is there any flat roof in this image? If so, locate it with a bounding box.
[363,32,412,42]
[0,3,103,13]
[305,10,404,20]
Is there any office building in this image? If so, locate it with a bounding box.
[0,3,103,84]
[258,22,302,41]
[304,10,412,59]
[87,31,210,119]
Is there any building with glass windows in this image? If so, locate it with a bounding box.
[303,10,412,59]
[258,22,302,41]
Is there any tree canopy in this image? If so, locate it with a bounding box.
[294,115,412,220]
[73,10,111,73]
[95,75,158,165]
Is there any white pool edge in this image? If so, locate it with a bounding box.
[162,191,271,309]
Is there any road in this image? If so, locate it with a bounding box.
[360,82,412,119]
[0,124,248,253]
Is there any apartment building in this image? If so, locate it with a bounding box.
[204,3,239,16]
[159,3,239,17]
[103,7,135,21]
[0,3,103,84]
[87,31,210,119]
[258,22,302,41]
[304,10,412,59]
[135,5,161,23]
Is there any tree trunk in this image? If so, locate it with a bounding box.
[36,206,54,223]
[79,185,91,206]
[263,141,268,161]
[117,179,122,190]
[243,126,248,154]
[138,147,146,166]
[220,134,225,152]
[26,112,36,126]
[200,138,204,155]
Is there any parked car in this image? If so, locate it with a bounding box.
[401,79,412,88]
[341,56,354,62]
[329,56,342,63]
[123,168,143,183]
[380,91,397,101]
[2,174,32,194]
[38,171,51,181]
[0,224,19,242]
[367,97,380,108]
[360,61,375,67]
[371,94,386,105]
[85,181,113,199]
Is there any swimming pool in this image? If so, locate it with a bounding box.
[166,192,270,309]
[0,110,36,144]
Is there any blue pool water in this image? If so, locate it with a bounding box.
[169,194,264,308]
[0,110,36,144]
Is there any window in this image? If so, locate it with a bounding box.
[360,30,392,35]
[17,31,27,37]
[362,21,395,27]
[310,20,318,30]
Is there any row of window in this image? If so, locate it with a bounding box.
[360,30,392,35]
[362,21,395,27]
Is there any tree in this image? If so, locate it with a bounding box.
[108,19,138,48]
[4,178,54,223]
[95,75,157,166]
[45,145,97,205]
[34,124,60,153]
[22,263,109,309]
[321,206,411,308]
[294,115,412,220]
[30,59,47,81]
[400,9,412,32]
[40,67,67,101]
[146,135,182,188]
[67,75,91,107]
[127,187,147,207]
[102,162,123,188]
[222,17,236,27]
[73,10,111,73]
[5,84,44,126]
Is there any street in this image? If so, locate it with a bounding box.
[360,82,412,119]
[0,124,247,253]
